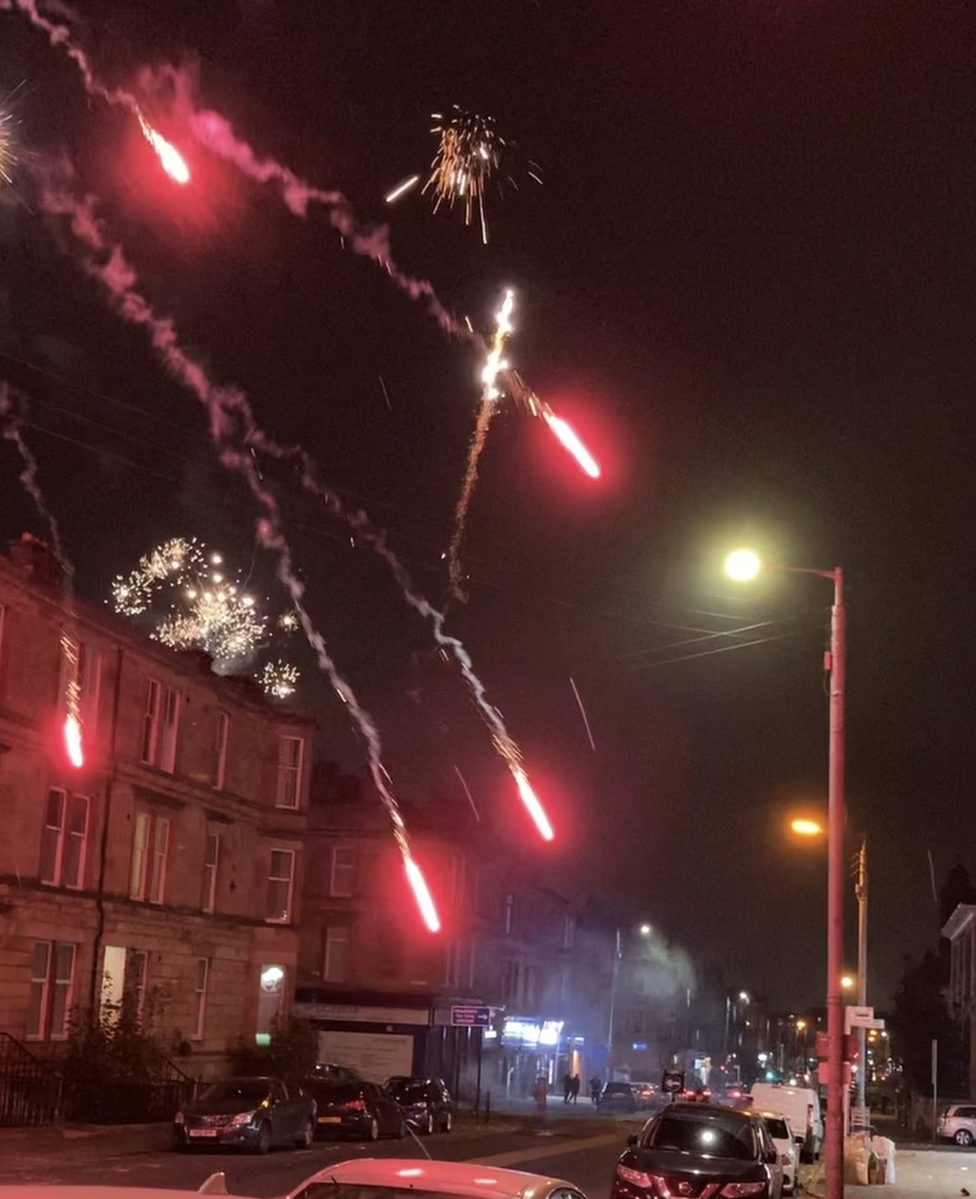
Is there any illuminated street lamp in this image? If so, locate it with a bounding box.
[841,975,855,990]
[727,549,846,1199]
[791,818,824,837]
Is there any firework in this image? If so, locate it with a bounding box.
[261,659,300,699]
[446,288,516,602]
[137,112,190,184]
[0,105,15,186]
[45,177,439,932]
[543,411,601,478]
[422,107,539,244]
[384,174,419,204]
[512,766,554,842]
[111,537,205,615]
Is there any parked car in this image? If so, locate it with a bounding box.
[760,1110,799,1195]
[282,1157,590,1199]
[597,1082,638,1114]
[303,1077,407,1141]
[749,1082,823,1161]
[611,1101,784,1199]
[173,1077,316,1154]
[937,1102,976,1146]
[384,1076,453,1133]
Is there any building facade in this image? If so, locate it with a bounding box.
[0,536,314,1079]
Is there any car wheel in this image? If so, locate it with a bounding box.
[956,1128,975,1147]
[443,1111,452,1133]
[295,1119,314,1149]
[254,1122,272,1155]
[424,1113,434,1136]
[368,1118,379,1142]
[395,1118,407,1140]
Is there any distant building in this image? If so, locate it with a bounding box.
[0,535,314,1079]
[294,770,594,1099]
[942,902,976,1096]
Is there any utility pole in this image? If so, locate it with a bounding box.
[856,836,868,1115]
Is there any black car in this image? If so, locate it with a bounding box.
[384,1076,453,1134]
[612,1102,783,1199]
[304,1077,407,1141]
[597,1082,638,1114]
[173,1076,316,1154]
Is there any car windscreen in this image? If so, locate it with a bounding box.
[605,1084,632,1095]
[764,1118,789,1140]
[197,1080,270,1105]
[387,1082,430,1103]
[647,1112,755,1160]
[306,1081,362,1102]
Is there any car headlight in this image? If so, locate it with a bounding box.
[719,1184,766,1197]
[174,1112,185,1125]
[615,1165,653,1188]
[230,1111,256,1126]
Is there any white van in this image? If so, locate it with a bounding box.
[749,1083,823,1161]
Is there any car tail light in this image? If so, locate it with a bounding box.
[345,1099,366,1111]
[615,1164,653,1189]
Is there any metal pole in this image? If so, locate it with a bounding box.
[607,929,620,1082]
[825,567,846,1199]
[856,836,868,1116]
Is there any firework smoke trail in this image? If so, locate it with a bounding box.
[186,108,472,341]
[37,170,440,931]
[0,379,84,765]
[446,288,515,603]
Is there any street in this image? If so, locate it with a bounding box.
[0,1112,637,1198]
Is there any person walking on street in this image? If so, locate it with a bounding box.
[570,1074,581,1104]
[562,1072,573,1104]
[590,1076,602,1104]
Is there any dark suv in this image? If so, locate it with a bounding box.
[611,1102,783,1199]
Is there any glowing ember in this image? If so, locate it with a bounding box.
[138,114,190,185]
[543,411,601,478]
[512,766,555,841]
[63,712,84,768]
[404,856,441,932]
[385,174,420,204]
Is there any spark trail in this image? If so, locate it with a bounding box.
[0,380,83,766]
[38,167,440,930]
[446,288,515,603]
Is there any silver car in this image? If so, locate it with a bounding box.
[937,1102,976,1146]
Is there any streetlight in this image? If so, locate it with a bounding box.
[726,549,846,1199]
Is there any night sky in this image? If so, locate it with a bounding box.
[1,0,974,1010]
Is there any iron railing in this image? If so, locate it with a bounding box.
[0,1032,61,1126]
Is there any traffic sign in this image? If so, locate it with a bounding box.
[844,1005,874,1032]
[661,1070,685,1094]
[451,1004,492,1027]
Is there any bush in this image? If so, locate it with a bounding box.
[230,1015,317,1086]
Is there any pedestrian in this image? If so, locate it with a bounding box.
[570,1074,580,1103]
[590,1076,602,1104]
[562,1071,573,1104]
[534,1073,548,1115]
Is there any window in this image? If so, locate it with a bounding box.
[201,832,220,913]
[123,949,149,1018]
[130,813,170,903]
[323,926,350,983]
[149,817,169,903]
[26,941,75,1040]
[276,736,304,808]
[141,679,181,772]
[40,790,89,889]
[193,958,209,1040]
[562,914,575,950]
[329,846,354,898]
[214,713,229,790]
[266,849,296,923]
[256,964,286,1042]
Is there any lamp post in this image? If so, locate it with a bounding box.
[855,835,868,1116]
[726,550,846,1199]
[607,928,622,1082]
